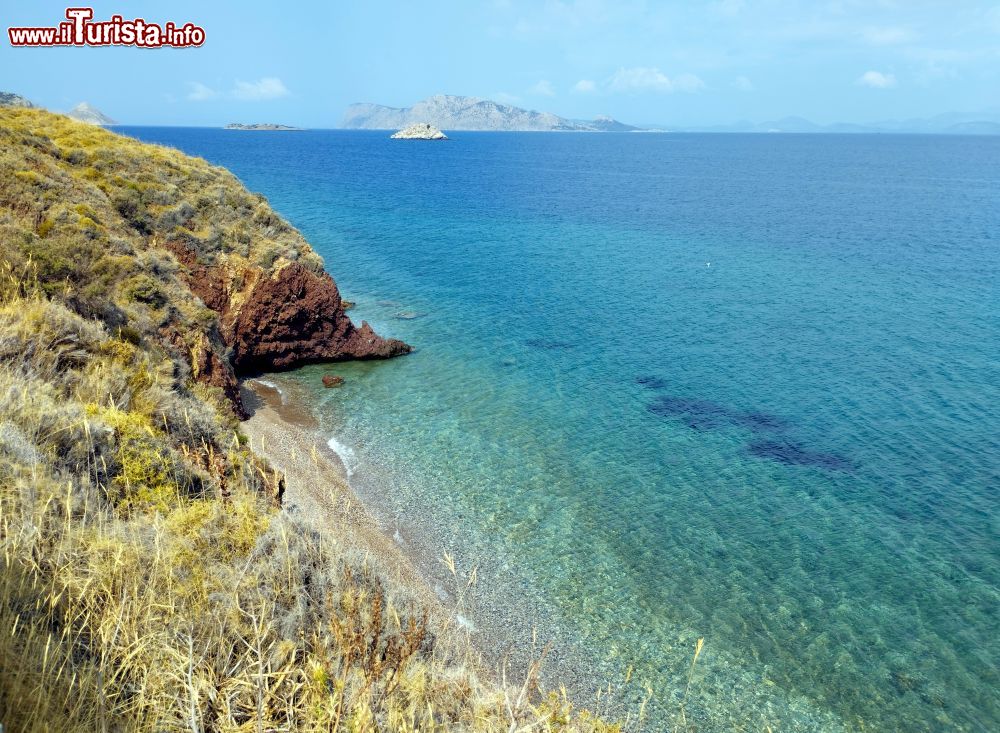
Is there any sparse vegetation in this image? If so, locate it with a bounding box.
[0,108,619,730]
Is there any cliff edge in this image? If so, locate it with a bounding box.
[0,107,409,418]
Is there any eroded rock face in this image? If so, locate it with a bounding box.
[165,242,410,416]
[162,326,245,416]
[226,261,411,372]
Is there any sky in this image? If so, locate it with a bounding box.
[1,0,999,127]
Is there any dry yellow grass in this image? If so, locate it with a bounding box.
[0,109,623,731]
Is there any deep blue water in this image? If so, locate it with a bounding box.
[123,127,999,731]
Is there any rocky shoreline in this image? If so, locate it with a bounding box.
[164,242,410,417]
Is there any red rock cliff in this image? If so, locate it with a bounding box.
[225,260,411,372]
[166,242,410,417]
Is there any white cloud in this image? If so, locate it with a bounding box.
[231,77,290,101]
[573,79,596,93]
[187,82,217,102]
[861,26,916,45]
[609,67,704,93]
[530,79,555,96]
[733,75,754,91]
[857,70,897,88]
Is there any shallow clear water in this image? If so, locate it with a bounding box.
[125,127,999,731]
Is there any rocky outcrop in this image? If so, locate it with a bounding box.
[163,326,245,415]
[166,242,411,390]
[390,123,447,140]
[0,92,34,108]
[225,261,411,371]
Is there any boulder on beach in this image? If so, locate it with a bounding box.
[390,123,447,140]
[322,374,345,388]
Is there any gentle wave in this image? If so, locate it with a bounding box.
[327,435,358,477]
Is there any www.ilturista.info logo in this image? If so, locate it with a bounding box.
[8,7,205,48]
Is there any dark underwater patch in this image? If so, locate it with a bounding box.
[646,395,787,434]
[635,375,668,389]
[645,395,844,467]
[682,414,732,431]
[735,411,791,431]
[647,396,731,419]
[747,439,853,472]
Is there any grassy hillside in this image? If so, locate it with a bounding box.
[0,108,618,731]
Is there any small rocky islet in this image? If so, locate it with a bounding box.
[390,123,447,140]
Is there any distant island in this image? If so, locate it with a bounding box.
[390,123,447,140]
[224,123,303,131]
[343,94,640,132]
[66,102,116,126]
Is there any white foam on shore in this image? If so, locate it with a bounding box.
[327,435,359,478]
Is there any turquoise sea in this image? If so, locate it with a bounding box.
[124,127,999,731]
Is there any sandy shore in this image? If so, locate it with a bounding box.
[239,381,447,616]
[240,378,621,717]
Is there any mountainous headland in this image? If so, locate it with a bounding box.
[343,94,640,131]
[65,101,117,125]
[224,122,303,131]
[0,104,614,731]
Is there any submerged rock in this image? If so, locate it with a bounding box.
[322,375,345,388]
[390,123,447,140]
[748,439,853,472]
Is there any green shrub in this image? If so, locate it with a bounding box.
[121,274,167,308]
[36,216,55,237]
